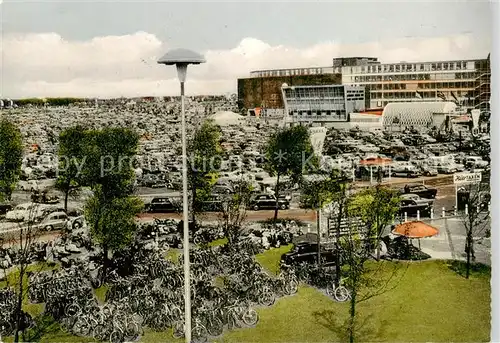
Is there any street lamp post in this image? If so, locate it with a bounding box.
[158,48,205,343]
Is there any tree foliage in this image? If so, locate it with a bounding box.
[79,127,143,274]
[333,190,407,343]
[85,188,143,252]
[458,182,490,279]
[81,127,139,199]
[187,120,222,223]
[55,125,88,212]
[218,179,254,244]
[348,185,400,259]
[265,125,317,222]
[0,119,23,201]
[300,170,350,264]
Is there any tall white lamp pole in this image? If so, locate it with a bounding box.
[158,48,205,343]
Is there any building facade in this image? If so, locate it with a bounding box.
[237,67,341,110]
[341,57,490,111]
[237,55,491,113]
[282,84,365,123]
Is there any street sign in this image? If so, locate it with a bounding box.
[327,216,366,241]
[453,172,482,185]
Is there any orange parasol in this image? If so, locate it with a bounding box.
[392,221,439,238]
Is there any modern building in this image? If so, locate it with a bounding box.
[237,67,341,110]
[381,101,462,131]
[237,55,491,113]
[341,56,491,111]
[282,84,365,123]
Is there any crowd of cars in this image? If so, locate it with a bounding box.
[0,97,491,234]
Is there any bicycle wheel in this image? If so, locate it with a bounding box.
[125,322,140,341]
[92,324,107,341]
[285,280,299,295]
[325,282,335,297]
[172,322,185,339]
[110,330,123,343]
[334,286,350,302]
[259,290,275,307]
[65,303,80,317]
[192,323,208,343]
[206,316,224,337]
[241,309,259,326]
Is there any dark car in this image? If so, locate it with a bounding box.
[401,183,438,199]
[147,197,178,213]
[280,242,336,266]
[399,199,432,217]
[0,203,13,216]
[249,194,290,211]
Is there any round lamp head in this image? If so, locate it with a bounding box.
[157,48,206,66]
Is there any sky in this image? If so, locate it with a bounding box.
[0,0,493,99]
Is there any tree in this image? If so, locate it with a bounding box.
[0,119,23,201]
[55,126,88,212]
[458,182,490,279]
[85,188,143,272]
[187,120,222,226]
[218,179,254,244]
[336,193,407,343]
[3,205,49,342]
[300,170,349,265]
[80,127,143,277]
[265,125,317,223]
[81,127,140,199]
[348,185,400,260]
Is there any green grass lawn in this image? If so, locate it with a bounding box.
[3,253,490,343]
[219,259,490,343]
[255,244,293,275]
[0,262,59,317]
[208,237,228,247]
[94,284,109,304]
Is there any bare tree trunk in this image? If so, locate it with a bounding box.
[465,233,472,279]
[191,185,197,226]
[273,173,281,224]
[317,209,321,265]
[349,291,356,343]
[64,188,70,213]
[14,265,25,343]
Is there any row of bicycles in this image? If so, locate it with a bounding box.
[1,216,351,342]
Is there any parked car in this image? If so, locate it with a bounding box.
[401,183,438,199]
[280,242,336,266]
[400,193,434,206]
[420,165,438,177]
[146,197,178,213]
[212,185,233,194]
[249,194,290,211]
[35,211,70,231]
[5,203,37,222]
[399,199,432,217]
[390,164,421,178]
[436,163,457,174]
[465,156,489,169]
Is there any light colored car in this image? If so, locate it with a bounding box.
[400,193,434,206]
[5,203,37,222]
[36,211,70,231]
[465,156,489,169]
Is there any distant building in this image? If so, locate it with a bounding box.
[282,84,365,124]
[237,55,491,113]
[381,101,461,131]
[237,67,342,110]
